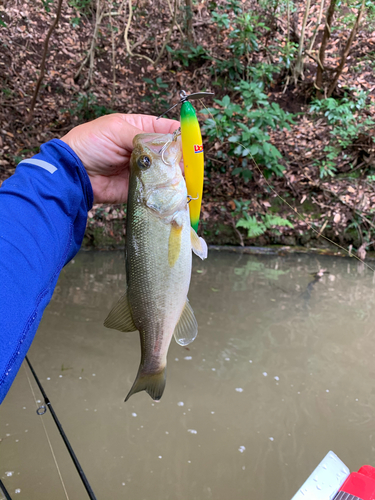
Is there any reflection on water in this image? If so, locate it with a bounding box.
[1,251,375,500]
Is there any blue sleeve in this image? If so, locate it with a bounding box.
[0,139,93,403]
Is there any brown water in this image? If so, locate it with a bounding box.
[1,250,375,500]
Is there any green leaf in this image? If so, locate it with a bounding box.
[221,95,231,107]
[233,145,243,156]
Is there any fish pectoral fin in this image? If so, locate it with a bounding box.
[104,290,137,332]
[174,299,198,346]
[190,227,208,260]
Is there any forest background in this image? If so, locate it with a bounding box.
[1,0,375,258]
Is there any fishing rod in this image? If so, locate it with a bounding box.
[0,478,12,500]
[25,356,98,500]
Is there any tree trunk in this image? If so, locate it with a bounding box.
[315,0,337,98]
[327,0,366,97]
[185,0,194,43]
[293,0,311,84]
[25,0,64,124]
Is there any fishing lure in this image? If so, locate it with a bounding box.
[159,90,214,232]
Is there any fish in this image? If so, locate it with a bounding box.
[104,132,207,402]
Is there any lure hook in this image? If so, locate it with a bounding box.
[157,90,214,119]
[159,129,182,165]
[160,139,172,165]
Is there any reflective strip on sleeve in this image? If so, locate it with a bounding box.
[18,159,58,174]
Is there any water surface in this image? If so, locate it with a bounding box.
[1,250,375,499]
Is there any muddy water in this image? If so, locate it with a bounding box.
[1,250,375,500]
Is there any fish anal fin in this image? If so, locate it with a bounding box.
[190,227,208,260]
[104,290,137,332]
[168,221,183,267]
[125,368,166,402]
[174,299,198,346]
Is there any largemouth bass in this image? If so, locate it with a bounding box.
[104,132,207,402]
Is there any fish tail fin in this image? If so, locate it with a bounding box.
[125,367,166,402]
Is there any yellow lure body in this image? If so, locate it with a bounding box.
[180,101,204,232]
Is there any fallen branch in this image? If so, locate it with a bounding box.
[25,0,64,124]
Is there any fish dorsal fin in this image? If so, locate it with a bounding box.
[168,221,183,267]
[104,290,137,332]
[190,227,208,260]
[174,299,198,346]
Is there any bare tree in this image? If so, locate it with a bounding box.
[184,0,194,43]
[74,0,105,89]
[315,0,337,98]
[327,0,366,97]
[293,0,311,84]
[25,0,64,124]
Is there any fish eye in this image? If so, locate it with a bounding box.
[137,155,151,170]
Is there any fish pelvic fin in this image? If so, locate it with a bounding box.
[125,367,166,402]
[104,289,137,332]
[190,227,208,260]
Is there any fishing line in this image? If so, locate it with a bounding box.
[198,99,375,273]
[24,356,98,500]
[23,361,70,500]
[0,478,12,500]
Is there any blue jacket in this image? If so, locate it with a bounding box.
[0,139,93,403]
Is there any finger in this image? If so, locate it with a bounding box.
[121,114,180,135]
[99,114,144,152]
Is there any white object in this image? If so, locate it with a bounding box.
[291,451,350,500]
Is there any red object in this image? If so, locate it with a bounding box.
[339,466,375,500]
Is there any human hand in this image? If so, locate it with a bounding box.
[61,113,180,204]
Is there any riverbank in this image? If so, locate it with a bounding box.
[1,1,375,261]
[83,206,375,264]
